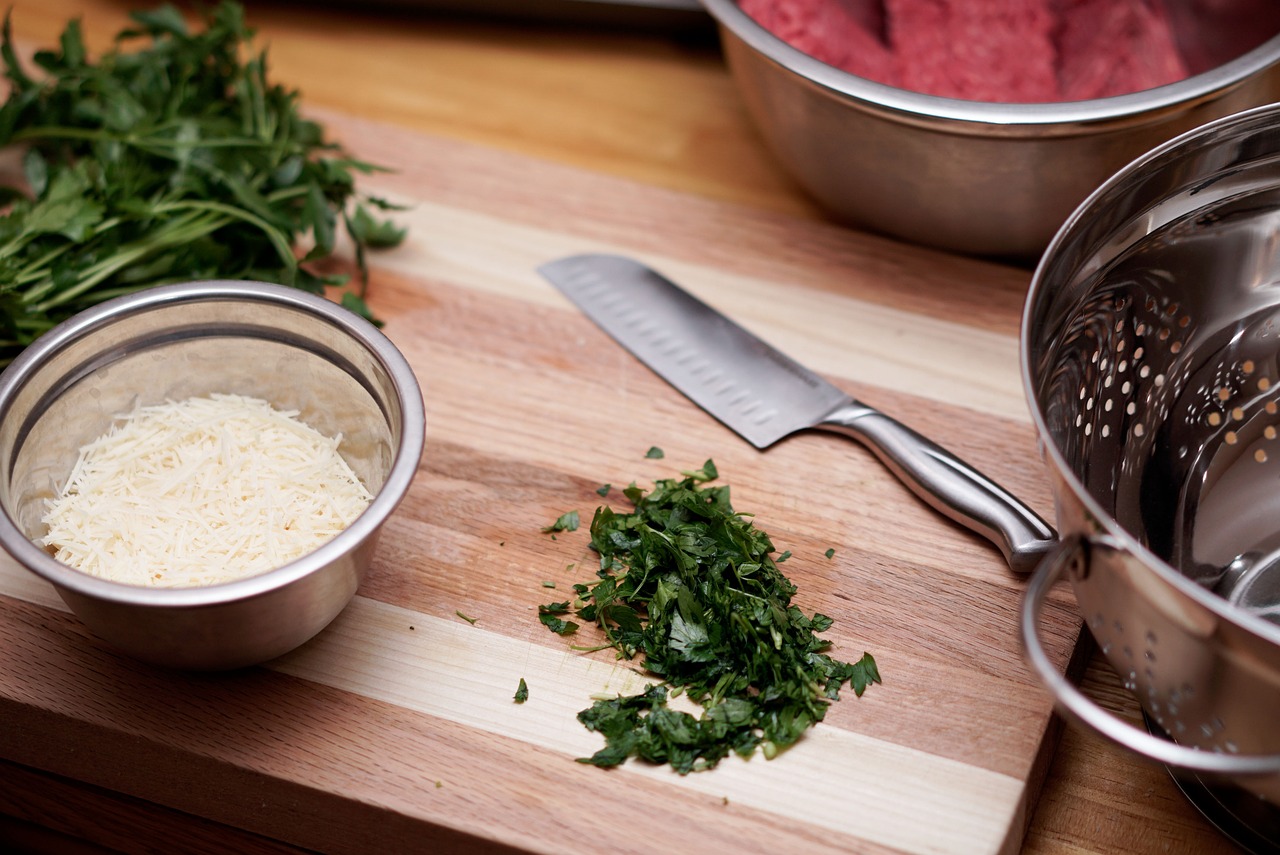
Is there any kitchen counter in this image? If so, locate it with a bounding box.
[0,2,1248,853]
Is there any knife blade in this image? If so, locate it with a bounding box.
[538,252,1056,574]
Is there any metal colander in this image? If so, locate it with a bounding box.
[1020,104,1280,801]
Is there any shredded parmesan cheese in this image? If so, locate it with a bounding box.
[41,393,373,588]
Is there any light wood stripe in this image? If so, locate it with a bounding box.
[359,194,1030,425]
[0,557,1022,855]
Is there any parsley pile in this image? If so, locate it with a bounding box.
[0,2,405,366]
[541,460,880,774]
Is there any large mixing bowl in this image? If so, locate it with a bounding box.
[0,281,425,670]
[1020,104,1280,800]
[701,0,1280,257]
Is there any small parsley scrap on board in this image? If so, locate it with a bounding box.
[542,510,580,534]
[0,2,407,366]
[540,459,880,775]
[538,600,578,636]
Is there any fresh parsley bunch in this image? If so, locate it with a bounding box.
[0,2,406,366]
[544,461,880,774]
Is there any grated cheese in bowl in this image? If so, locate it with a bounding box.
[40,393,374,588]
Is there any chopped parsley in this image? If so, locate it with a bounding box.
[538,602,579,636]
[645,446,664,459]
[455,610,478,625]
[681,459,717,481]
[541,460,879,774]
[542,510,580,534]
[514,678,529,704]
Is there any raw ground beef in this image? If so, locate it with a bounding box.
[737,0,898,85]
[738,0,1274,103]
[885,0,1059,102]
[1055,0,1188,100]
[1167,0,1280,75]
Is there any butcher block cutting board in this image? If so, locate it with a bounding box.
[0,108,1082,855]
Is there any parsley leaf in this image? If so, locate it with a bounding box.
[681,458,717,481]
[645,446,664,459]
[538,603,579,636]
[542,462,880,774]
[514,678,529,704]
[542,510,580,534]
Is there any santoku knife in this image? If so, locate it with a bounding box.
[538,252,1056,574]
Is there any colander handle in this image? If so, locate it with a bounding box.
[1021,538,1280,778]
[816,404,1057,574]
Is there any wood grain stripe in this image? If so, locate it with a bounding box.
[1,559,1023,855]
[357,195,1030,425]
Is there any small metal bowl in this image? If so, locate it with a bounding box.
[0,281,425,670]
[700,0,1280,257]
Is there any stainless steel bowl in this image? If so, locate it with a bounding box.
[0,281,425,670]
[700,0,1280,257]
[1020,104,1280,801]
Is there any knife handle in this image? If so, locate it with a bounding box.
[816,403,1056,575]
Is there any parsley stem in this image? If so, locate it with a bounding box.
[14,217,132,298]
[10,126,294,151]
[22,198,297,313]
[27,210,228,311]
[149,200,296,270]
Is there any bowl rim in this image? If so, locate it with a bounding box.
[700,0,1280,128]
[0,280,426,609]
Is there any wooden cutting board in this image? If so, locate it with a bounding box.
[0,108,1083,855]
